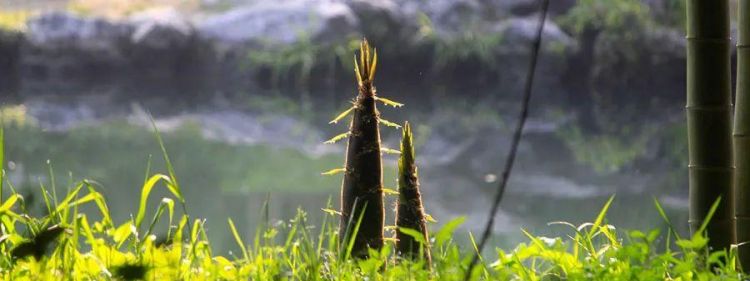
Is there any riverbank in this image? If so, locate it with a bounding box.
[0,1,688,121]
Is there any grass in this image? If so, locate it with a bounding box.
[558,125,653,173]
[0,124,745,280]
[246,36,359,88]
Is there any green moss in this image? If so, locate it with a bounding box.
[557,0,652,34]
[416,14,506,75]
[246,36,359,88]
[558,125,651,173]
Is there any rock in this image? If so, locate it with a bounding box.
[491,15,575,50]
[0,29,23,95]
[490,16,575,96]
[124,7,212,87]
[21,11,214,97]
[588,25,686,126]
[198,0,359,47]
[391,0,575,36]
[128,7,193,50]
[395,0,485,36]
[22,12,133,87]
[345,0,417,43]
[480,0,576,17]
[26,12,132,55]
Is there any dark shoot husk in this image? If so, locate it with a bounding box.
[395,122,432,264]
[339,39,385,258]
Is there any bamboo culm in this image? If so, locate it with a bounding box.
[687,0,734,252]
[339,39,385,258]
[734,0,750,270]
[395,122,432,264]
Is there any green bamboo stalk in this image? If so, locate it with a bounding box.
[339,39,385,258]
[734,0,750,269]
[687,0,734,252]
[395,122,432,264]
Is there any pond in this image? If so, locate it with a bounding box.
[0,86,689,255]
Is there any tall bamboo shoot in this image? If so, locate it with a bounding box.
[395,122,432,264]
[339,39,385,258]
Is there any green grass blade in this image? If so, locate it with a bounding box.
[148,116,184,203]
[135,174,174,229]
[343,201,367,260]
[228,218,250,262]
[697,197,722,235]
[589,195,615,238]
[653,197,682,240]
[0,125,4,200]
[0,193,20,214]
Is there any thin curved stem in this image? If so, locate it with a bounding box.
[463,0,549,279]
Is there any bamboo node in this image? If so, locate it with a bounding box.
[685,105,733,111]
[687,165,735,171]
[685,36,732,44]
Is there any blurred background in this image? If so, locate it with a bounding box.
[0,0,717,253]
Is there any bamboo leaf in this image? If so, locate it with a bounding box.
[359,42,366,80]
[324,132,351,144]
[321,168,346,176]
[321,208,341,216]
[424,214,438,223]
[382,188,399,195]
[380,147,401,154]
[353,56,362,85]
[369,48,378,81]
[379,118,402,129]
[329,107,355,124]
[375,97,404,108]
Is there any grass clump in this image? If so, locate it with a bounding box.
[0,155,744,279]
[558,125,653,173]
[0,107,745,279]
[247,36,359,88]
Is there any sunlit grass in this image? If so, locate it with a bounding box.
[0,124,743,280]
